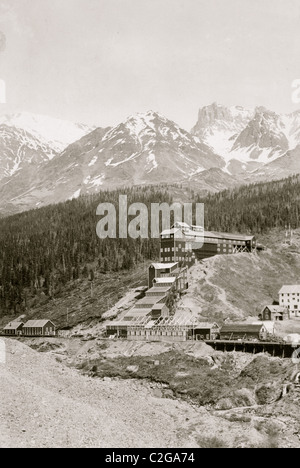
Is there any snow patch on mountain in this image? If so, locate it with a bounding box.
[0,112,95,152]
[88,156,98,167]
[192,103,300,174]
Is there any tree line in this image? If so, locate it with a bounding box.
[0,175,300,316]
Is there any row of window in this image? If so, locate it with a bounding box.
[161,245,193,253]
[281,293,300,296]
[162,257,191,262]
[280,299,300,303]
[129,330,185,336]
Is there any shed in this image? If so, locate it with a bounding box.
[220,323,267,341]
[3,321,24,336]
[194,322,220,340]
[22,320,56,337]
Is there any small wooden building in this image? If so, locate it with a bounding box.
[3,321,24,336]
[220,323,267,341]
[260,305,289,321]
[194,322,220,341]
[22,320,56,337]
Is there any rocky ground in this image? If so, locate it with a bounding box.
[1,337,300,448]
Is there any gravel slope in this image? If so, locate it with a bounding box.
[0,338,209,448]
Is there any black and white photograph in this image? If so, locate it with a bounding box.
[0,0,300,450]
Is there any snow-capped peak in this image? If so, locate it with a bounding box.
[124,110,168,134]
[0,112,95,152]
[191,103,300,173]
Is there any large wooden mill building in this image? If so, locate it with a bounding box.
[160,222,256,266]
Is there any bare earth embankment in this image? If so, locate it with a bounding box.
[2,337,300,448]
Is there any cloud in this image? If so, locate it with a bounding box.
[0,30,6,52]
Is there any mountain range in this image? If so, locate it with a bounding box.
[0,104,299,216]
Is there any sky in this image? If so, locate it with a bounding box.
[0,0,299,130]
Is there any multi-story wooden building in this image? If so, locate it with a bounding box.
[148,262,188,291]
[107,260,189,338]
[160,222,256,266]
[279,285,300,318]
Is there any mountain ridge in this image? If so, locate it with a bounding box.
[0,104,299,216]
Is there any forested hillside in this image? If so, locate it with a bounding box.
[0,187,171,317]
[0,175,300,320]
[196,174,300,234]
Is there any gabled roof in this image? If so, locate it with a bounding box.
[251,321,276,334]
[153,277,176,284]
[279,285,300,294]
[262,305,288,313]
[196,322,220,329]
[220,324,265,333]
[23,320,55,328]
[150,262,178,270]
[3,321,24,331]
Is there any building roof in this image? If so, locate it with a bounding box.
[205,231,254,241]
[220,324,265,333]
[251,321,276,334]
[262,305,288,313]
[146,286,171,295]
[23,320,55,328]
[153,277,176,284]
[173,222,192,229]
[111,310,152,327]
[153,313,207,328]
[195,322,220,329]
[279,285,300,294]
[161,228,181,236]
[136,296,166,306]
[150,262,178,270]
[3,321,24,330]
[151,303,168,310]
[161,221,254,242]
